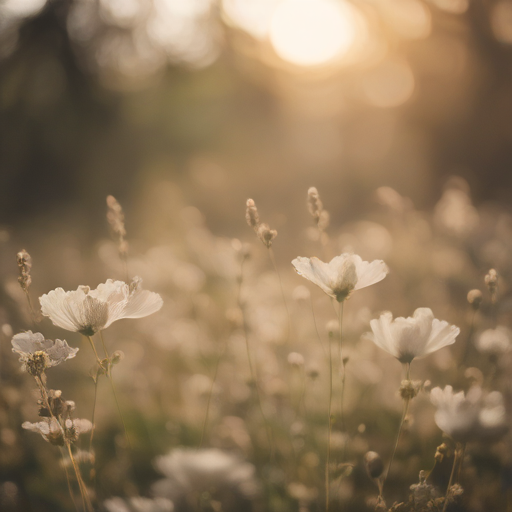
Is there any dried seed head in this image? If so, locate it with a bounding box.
[467,289,483,310]
[399,379,422,400]
[111,350,124,366]
[434,442,452,462]
[245,199,260,230]
[26,351,49,377]
[485,269,498,302]
[106,195,128,256]
[307,187,329,231]
[307,187,322,220]
[364,451,384,479]
[16,249,32,292]
[257,223,278,248]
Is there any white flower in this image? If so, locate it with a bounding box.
[39,277,163,336]
[475,327,511,355]
[103,497,174,512]
[152,448,260,507]
[11,331,78,375]
[367,308,460,364]
[430,386,508,442]
[22,417,92,445]
[291,253,388,302]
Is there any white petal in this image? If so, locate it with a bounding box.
[369,312,399,358]
[354,258,389,290]
[122,289,163,319]
[292,257,336,298]
[40,288,86,332]
[424,319,459,355]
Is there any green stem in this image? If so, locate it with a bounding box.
[381,363,411,498]
[338,301,346,432]
[86,336,103,368]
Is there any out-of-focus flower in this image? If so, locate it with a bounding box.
[367,308,460,364]
[11,331,78,375]
[434,179,479,236]
[104,497,174,512]
[152,448,260,509]
[40,278,163,336]
[291,253,388,302]
[22,417,92,445]
[430,385,508,442]
[475,327,511,355]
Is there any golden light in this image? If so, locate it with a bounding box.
[269,0,359,67]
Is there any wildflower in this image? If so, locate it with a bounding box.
[39,278,163,336]
[152,448,260,507]
[104,497,174,512]
[11,331,78,376]
[22,418,64,445]
[475,327,511,355]
[22,417,92,445]
[292,253,388,302]
[367,308,460,364]
[430,385,508,442]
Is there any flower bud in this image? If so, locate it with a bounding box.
[364,451,384,479]
[467,289,483,310]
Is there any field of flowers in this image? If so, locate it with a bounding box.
[0,179,510,512]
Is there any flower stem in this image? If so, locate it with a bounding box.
[326,317,334,512]
[442,443,461,512]
[381,363,411,498]
[98,331,132,450]
[338,301,346,433]
[86,336,103,368]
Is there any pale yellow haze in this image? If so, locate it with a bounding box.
[269,0,358,66]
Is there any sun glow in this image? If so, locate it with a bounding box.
[269,0,359,66]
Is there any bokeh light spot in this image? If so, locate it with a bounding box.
[269,0,358,66]
[362,60,415,108]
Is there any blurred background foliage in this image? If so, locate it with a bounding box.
[2,0,512,241]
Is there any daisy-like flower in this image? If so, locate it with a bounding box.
[430,385,508,442]
[11,331,78,376]
[39,277,163,336]
[291,253,388,302]
[367,308,460,364]
[152,448,260,508]
[475,327,511,355]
